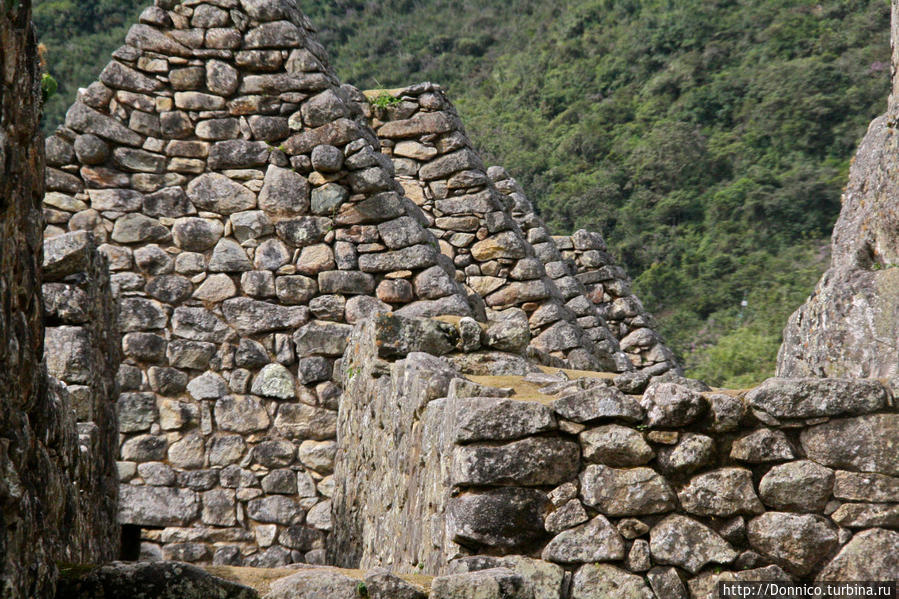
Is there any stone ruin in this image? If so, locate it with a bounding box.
[0,0,897,597]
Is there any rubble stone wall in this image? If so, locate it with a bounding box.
[362,85,630,373]
[333,314,899,594]
[1,2,119,597]
[41,0,480,568]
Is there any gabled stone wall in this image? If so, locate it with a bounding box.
[40,0,484,567]
[488,166,679,376]
[361,84,629,373]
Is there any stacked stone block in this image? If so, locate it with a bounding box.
[553,232,679,374]
[42,0,477,567]
[42,231,122,564]
[489,166,676,375]
[363,84,628,372]
[2,2,119,597]
[334,317,899,593]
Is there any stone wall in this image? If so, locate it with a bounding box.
[42,231,122,562]
[42,0,483,567]
[1,2,119,597]
[486,165,678,376]
[362,84,629,373]
[333,315,899,594]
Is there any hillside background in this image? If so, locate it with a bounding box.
[34,0,891,386]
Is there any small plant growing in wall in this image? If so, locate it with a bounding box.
[371,92,401,109]
[356,581,369,598]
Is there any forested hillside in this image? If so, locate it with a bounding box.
[34,0,891,386]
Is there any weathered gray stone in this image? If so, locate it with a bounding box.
[646,567,686,599]
[453,397,556,442]
[66,101,144,146]
[275,217,330,247]
[452,437,580,486]
[833,470,899,502]
[541,515,624,564]
[747,512,839,577]
[187,172,256,214]
[222,297,308,334]
[649,514,737,574]
[731,428,796,463]
[544,499,590,535]
[118,393,158,433]
[759,460,834,512]
[552,386,643,423]
[265,569,358,599]
[800,414,899,475]
[167,340,217,370]
[580,425,654,466]
[172,307,231,342]
[817,528,899,581]
[580,464,676,516]
[293,320,352,357]
[747,377,888,419]
[656,433,714,475]
[258,165,310,216]
[246,495,302,525]
[55,561,257,599]
[214,396,270,433]
[119,298,168,332]
[172,217,224,251]
[831,502,899,528]
[112,213,171,244]
[251,363,296,399]
[187,371,229,400]
[448,488,549,550]
[119,485,200,526]
[569,564,654,599]
[209,238,253,272]
[363,569,427,599]
[311,183,349,215]
[430,568,531,599]
[274,403,337,440]
[639,382,706,427]
[678,468,764,517]
[148,366,189,395]
[359,243,438,272]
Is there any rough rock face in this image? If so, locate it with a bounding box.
[778,1,899,378]
[1,3,119,598]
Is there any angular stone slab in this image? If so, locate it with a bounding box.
[453,397,557,442]
[452,437,580,487]
[800,414,899,475]
[746,377,888,419]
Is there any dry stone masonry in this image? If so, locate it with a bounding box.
[361,84,630,373]
[41,0,484,569]
[333,315,899,596]
[2,2,119,598]
[0,0,892,596]
[487,166,678,375]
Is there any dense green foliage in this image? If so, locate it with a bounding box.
[36,0,891,386]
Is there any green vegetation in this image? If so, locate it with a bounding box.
[35,0,891,386]
[370,92,403,108]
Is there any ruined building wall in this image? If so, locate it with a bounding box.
[487,166,679,376]
[333,317,899,594]
[42,0,479,567]
[362,84,630,373]
[1,2,119,597]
